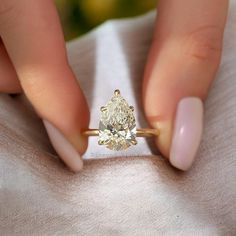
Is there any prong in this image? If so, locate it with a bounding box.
[98,140,104,145]
[114,89,120,96]
[100,106,107,112]
[131,140,137,145]
[129,106,134,112]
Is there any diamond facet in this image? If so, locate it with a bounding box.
[98,90,137,150]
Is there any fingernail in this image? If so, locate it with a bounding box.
[170,97,204,171]
[43,119,83,172]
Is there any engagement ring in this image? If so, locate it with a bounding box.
[83,89,159,150]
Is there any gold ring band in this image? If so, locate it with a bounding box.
[83,128,159,137]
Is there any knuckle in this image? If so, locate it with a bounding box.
[184,25,223,62]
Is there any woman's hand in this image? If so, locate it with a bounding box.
[144,0,229,170]
[0,0,89,171]
[0,0,229,172]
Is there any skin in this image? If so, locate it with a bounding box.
[0,0,229,170]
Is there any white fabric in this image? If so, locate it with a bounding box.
[0,1,236,235]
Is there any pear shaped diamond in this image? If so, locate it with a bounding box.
[98,90,137,150]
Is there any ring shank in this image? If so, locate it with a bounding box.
[83,129,99,136]
[136,128,159,137]
[82,128,159,137]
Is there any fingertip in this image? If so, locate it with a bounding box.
[169,97,204,171]
[69,159,84,173]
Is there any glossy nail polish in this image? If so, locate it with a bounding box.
[43,119,83,172]
[170,97,204,171]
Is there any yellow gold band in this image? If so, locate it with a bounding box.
[82,128,159,137]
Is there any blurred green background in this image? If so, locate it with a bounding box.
[55,0,157,41]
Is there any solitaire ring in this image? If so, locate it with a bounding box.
[83,89,159,151]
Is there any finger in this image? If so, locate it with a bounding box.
[0,0,89,172]
[0,39,21,93]
[143,0,228,170]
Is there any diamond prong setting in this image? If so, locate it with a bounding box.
[131,140,137,145]
[100,106,107,112]
[129,106,134,111]
[114,89,120,96]
[98,90,137,150]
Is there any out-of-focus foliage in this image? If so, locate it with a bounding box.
[55,0,157,41]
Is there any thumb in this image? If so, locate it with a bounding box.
[143,0,228,170]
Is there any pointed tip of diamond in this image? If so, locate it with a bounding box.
[114,89,120,96]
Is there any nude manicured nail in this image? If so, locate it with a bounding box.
[170,97,204,171]
[43,119,83,172]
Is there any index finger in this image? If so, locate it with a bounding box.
[0,0,89,171]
